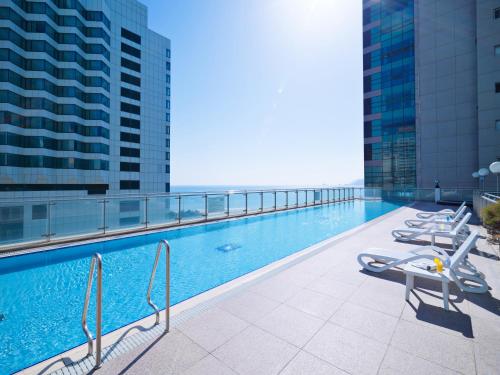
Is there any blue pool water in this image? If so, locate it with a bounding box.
[0,200,402,374]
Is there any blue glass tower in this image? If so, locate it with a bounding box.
[363,0,416,189]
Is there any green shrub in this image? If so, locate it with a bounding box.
[482,201,500,230]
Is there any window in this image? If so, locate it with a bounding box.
[121,87,140,101]
[165,183,170,192]
[120,180,139,190]
[166,100,170,109]
[495,7,500,19]
[32,204,47,220]
[364,144,372,161]
[121,101,140,115]
[0,112,110,138]
[121,57,140,72]
[496,82,500,93]
[165,164,170,173]
[166,125,170,135]
[0,89,109,122]
[166,152,170,160]
[166,139,170,147]
[166,61,170,71]
[120,161,140,172]
[495,45,500,56]
[121,42,141,58]
[166,49,171,58]
[166,112,170,122]
[120,131,140,143]
[120,200,140,213]
[121,116,140,129]
[120,147,140,157]
[0,152,108,170]
[166,87,170,96]
[496,120,500,131]
[121,28,141,44]
[121,72,140,87]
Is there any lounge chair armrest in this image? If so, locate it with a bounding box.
[411,254,448,263]
[410,246,451,265]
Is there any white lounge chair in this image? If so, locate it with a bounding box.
[357,233,481,277]
[357,245,451,273]
[404,231,487,310]
[415,201,466,219]
[392,213,471,251]
[404,205,467,228]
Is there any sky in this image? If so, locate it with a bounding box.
[141,0,364,187]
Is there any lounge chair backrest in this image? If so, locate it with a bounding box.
[453,202,466,217]
[449,231,479,269]
[451,212,471,235]
[451,205,467,224]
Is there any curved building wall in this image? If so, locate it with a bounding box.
[0,0,171,197]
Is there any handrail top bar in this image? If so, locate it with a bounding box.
[0,186,358,203]
[481,195,498,203]
[0,186,484,203]
[483,193,500,199]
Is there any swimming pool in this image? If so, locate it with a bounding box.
[0,200,402,374]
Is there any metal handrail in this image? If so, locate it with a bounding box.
[481,195,498,204]
[146,240,171,333]
[82,253,103,369]
[483,193,500,201]
[0,186,360,203]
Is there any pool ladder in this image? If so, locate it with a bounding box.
[81,240,171,370]
[82,253,103,368]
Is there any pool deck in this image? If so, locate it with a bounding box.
[42,203,499,375]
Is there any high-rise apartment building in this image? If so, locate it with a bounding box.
[363,0,500,190]
[0,0,171,197]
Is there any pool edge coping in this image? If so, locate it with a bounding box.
[14,203,411,375]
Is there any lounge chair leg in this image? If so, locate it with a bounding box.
[442,281,449,311]
[431,235,435,246]
[405,274,414,301]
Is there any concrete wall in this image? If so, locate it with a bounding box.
[476,0,500,190]
[415,0,478,189]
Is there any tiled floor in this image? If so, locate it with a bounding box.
[83,203,499,375]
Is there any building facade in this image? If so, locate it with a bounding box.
[0,0,171,198]
[363,0,500,190]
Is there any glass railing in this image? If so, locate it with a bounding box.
[0,187,359,250]
[473,190,499,219]
[0,186,478,250]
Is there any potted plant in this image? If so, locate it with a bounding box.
[481,201,500,245]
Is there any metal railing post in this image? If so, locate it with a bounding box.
[144,196,149,228]
[45,201,53,241]
[274,191,277,211]
[226,194,230,217]
[147,240,171,333]
[260,192,264,212]
[82,253,102,369]
[205,194,208,220]
[245,192,248,214]
[178,196,182,224]
[286,191,289,208]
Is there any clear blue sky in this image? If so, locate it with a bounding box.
[141,0,363,186]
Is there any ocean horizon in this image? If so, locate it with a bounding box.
[170,185,298,193]
[170,183,364,193]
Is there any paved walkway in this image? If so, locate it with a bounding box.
[92,203,499,375]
